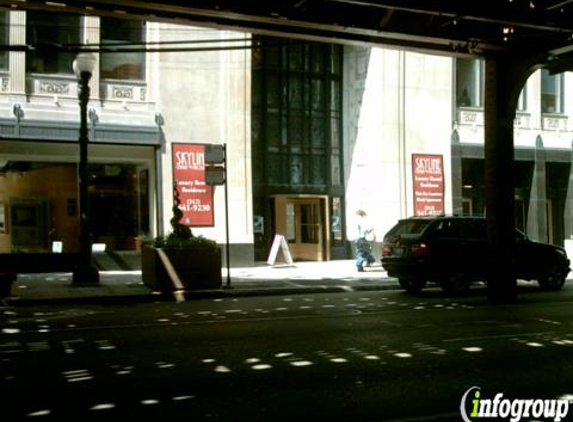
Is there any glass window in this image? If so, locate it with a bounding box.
[299,203,319,244]
[541,69,563,113]
[286,202,295,242]
[26,12,80,74]
[0,13,8,71]
[251,37,343,189]
[456,58,483,107]
[0,161,150,252]
[331,197,342,242]
[100,17,145,80]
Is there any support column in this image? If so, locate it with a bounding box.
[564,141,573,240]
[450,129,463,215]
[483,55,535,303]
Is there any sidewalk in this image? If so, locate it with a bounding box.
[3,260,399,306]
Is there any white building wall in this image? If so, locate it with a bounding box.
[155,25,252,247]
[343,46,453,240]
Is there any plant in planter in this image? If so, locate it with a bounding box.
[141,185,222,293]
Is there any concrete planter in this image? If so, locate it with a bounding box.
[141,245,222,292]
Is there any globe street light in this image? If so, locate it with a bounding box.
[72,52,99,285]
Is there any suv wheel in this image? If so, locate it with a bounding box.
[441,273,472,296]
[538,265,567,291]
[398,278,426,293]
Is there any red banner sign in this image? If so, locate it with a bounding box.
[172,143,214,227]
[412,154,445,216]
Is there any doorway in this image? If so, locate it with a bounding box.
[272,195,329,261]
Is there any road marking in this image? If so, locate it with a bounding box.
[290,360,313,367]
[462,347,483,353]
[61,338,85,354]
[95,340,116,350]
[0,341,22,353]
[90,403,115,410]
[28,341,50,352]
[63,369,93,382]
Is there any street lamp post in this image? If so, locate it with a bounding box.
[72,52,99,285]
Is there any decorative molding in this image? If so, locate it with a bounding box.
[1,77,8,92]
[12,103,24,121]
[102,81,149,103]
[458,109,484,126]
[542,115,567,131]
[514,113,531,129]
[37,80,71,95]
[459,109,533,130]
[111,85,134,99]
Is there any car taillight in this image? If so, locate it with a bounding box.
[411,243,429,258]
[382,246,392,256]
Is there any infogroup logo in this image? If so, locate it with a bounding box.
[460,387,570,422]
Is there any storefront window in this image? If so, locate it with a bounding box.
[26,12,80,74]
[0,13,8,71]
[100,17,146,80]
[286,202,295,242]
[331,197,342,243]
[456,58,483,107]
[541,69,564,114]
[0,161,150,252]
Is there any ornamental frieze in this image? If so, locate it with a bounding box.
[39,80,70,94]
[111,86,134,99]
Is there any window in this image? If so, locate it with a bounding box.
[252,38,342,188]
[331,197,343,243]
[541,69,564,113]
[26,12,80,74]
[0,13,8,71]
[100,17,145,80]
[456,58,484,107]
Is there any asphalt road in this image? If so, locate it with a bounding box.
[2,283,573,421]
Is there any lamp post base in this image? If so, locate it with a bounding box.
[72,265,100,285]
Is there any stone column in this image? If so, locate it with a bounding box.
[450,129,463,215]
[483,54,535,303]
[563,140,573,241]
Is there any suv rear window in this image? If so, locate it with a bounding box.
[387,219,432,236]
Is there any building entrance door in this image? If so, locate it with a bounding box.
[272,195,329,261]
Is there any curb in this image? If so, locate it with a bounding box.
[2,282,401,307]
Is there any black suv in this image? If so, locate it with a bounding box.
[381,215,570,294]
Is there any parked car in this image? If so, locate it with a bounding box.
[381,215,571,294]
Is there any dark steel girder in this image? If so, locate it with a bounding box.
[1,0,573,61]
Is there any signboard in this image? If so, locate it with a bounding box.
[267,234,294,266]
[172,143,214,227]
[412,154,445,216]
